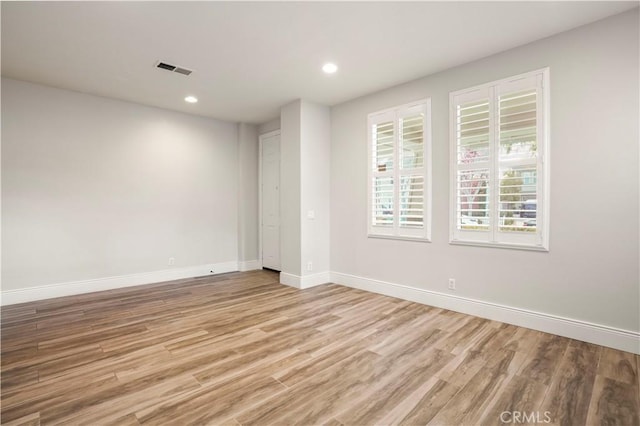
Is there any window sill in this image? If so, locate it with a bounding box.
[368,234,431,243]
[449,239,549,252]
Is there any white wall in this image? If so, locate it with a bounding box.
[279,100,331,284]
[2,78,240,291]
[300,101,331,277]
[330,10,639,333]
[237,122,259,264]
[279,101,302,276]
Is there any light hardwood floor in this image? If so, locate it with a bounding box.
[1,270,638,425]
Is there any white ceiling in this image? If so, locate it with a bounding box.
[2,1,637,124]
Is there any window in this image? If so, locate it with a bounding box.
[450,69,549,250]
[368,100,431,241]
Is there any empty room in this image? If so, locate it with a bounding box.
[1,1,639,425]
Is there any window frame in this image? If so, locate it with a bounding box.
[449,68,550,251]
[367,99,432,242]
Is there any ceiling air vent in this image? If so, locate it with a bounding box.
[155,61,193,76]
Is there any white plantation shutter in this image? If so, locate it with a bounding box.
[373,176,394,227]
[370,111,396,235]
[368,100,431,240]
[450,69,549,250]
[457,99,491,164]
[454,89,492,242]
[400,175,424,228]
[457,168,490,230]
[400,114,425,169]
[374,120,394,173]
[398,110,426,233]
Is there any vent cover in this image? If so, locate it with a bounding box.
[155,61,193,76]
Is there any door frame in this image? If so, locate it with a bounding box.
[258,129,281,270]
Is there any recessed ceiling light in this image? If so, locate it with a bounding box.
[184,96,198,103]
[322,63,338,74]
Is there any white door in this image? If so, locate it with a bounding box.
[261,133,280,271]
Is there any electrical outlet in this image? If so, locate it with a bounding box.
[168,257,175,266]
[307,261,313,271]
[448,278,456,290]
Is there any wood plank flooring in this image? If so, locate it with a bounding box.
[1,270,638,425]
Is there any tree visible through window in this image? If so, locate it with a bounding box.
[450,69,549,250]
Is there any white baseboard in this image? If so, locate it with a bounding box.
[302,271,331,288]
[1,261,239,306]
[279,272,301,288]
[280,271,330,289]
[3,265,636,354]
[239,260,262,272]
[330,271,640,355]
